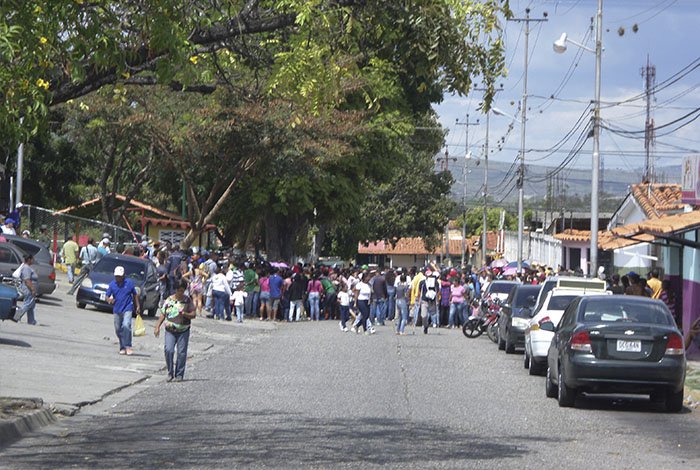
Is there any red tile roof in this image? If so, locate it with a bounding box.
[631,183,684,219]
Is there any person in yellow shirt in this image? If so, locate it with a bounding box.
[410,268,425,327]
[60,236,80,285]
[647,269,662,299]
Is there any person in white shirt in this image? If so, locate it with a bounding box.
[351,273,374,335]
[211,265,232,321]
[2,219,16,235]
[231,284,248,323]
[337,284,351,332]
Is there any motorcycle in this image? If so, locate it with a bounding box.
[462,297,501,342]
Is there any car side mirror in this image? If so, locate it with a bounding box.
[539,321,556,332]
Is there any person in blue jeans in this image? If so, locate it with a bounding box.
[394,275,410,335]
[154,279,196,382]
[106,265,141,356]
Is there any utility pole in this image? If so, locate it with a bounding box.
[590,0,603,277]
[436,147,456,265]
[16,117,24,206]
[475,85,503,267]
[642,55,656,183]
[456,114,479,266]
[509,8,547,274]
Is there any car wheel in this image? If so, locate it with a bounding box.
[498,333,506,351]
[77,302,86,309]
[505,332,516,354]
[545,366,557,398]
[529,358,541,376]
[557,369,576,407]
[524,351,530,369]
[665,389,683,413]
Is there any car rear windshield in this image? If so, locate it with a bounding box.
[579,298,673,325]
[11,240,50,263]
[489,283,516,294]
[547,295,577,311]
[512,287,540,308]
[93,258,145,281]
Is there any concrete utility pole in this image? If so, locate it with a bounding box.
[642,55,656,183]
[590,0,603,276]
[436,147,456,265]
[456,114,479,266]
[16,117,24,206]
[475,86,503,267]
[509,8,547,274]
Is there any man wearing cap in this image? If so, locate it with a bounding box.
[98,238,111,258]
[105,266,141,355]
[1,219,16,235]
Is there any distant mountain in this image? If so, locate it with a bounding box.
[447,160,682,205]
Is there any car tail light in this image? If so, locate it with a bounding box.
[49,271,56,281]
[665,333,684,356]
[571,330,592,353]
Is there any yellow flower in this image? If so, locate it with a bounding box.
[39,36,47,44]
[189,55,198,64]
[36,78,49,90]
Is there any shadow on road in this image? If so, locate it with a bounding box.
[0,337,31,348]
[2,410,545,466]
[575,393,691,414]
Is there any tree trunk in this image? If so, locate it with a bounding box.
[264,214,298,262]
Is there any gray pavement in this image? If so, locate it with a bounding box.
[1,310,699,468]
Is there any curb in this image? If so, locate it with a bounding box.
[0,398,56,446]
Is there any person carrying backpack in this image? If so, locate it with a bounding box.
[419,268,440,334]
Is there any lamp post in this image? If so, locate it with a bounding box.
[553,0,603,276]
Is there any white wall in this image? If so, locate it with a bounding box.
[503,231,562,268]
[613,243,653,272]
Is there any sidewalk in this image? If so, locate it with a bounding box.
[0,271,275,443]
[686,360,700,407]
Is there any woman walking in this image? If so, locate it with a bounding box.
[307,273,323,321]
[184,260,205,317]
[211,265,232,321]
[15,254,38,325]
[449,277,466,328]
[395,274,410,335]
[258,269,271,320]
[352,273,373,335]
[154,280,196,382]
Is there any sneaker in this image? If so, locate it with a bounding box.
[167,375,174,382]
[174,376,184,382]
[119,349,126,355]
[350,326,357,334]
[369,328,376,335]
[431,323,437,328]
[342,327,349,332]
[125,348,133,356]
[339,322,344,331]
[423,325,429,334]
[364,331,370,336]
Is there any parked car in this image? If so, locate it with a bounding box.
[75,254,161,316]
[533,276,607,314]
[497,284,541,353]
[482,280,521,305]
[544,295,686,412]
[2,234,53,265]
[525,280,608,375]
[0,241,56,296]
[0,276,20,322]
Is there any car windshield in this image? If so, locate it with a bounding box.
[512,287,540,308]
[490,283,516,294]
[579,298,672,325]
[11,240,50,263]
[93,258,145,281]
[546,295,577,311]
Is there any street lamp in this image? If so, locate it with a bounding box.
[553,0,603,276]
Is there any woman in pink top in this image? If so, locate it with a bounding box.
[258,270,271,320]
[448,277,467,328]
[307,273,324,321]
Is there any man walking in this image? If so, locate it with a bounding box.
[419,269,439,334]
[371,270,388,326]
[61,236,80,285]
[106,266,141,355]
[268,267,284,321]
[69,238,99,294]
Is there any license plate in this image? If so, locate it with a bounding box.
[99,293,106,301]
[616,339,641,352]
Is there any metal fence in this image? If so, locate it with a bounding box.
[502,230,562,269]
[19,204,143,255]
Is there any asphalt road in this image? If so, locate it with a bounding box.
[1,319,699,469]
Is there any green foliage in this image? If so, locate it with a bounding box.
[457,206,517,237]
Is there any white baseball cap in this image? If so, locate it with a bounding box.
[114,266,125,276]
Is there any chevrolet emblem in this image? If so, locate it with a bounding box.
[624,330,635,335]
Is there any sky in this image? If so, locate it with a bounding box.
[435,0,700,198]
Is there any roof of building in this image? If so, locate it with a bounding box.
[555,209,700,250]
[630,183,684,219]
[358,237,471,256]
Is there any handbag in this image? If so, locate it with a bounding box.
[133,314,146,337]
